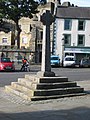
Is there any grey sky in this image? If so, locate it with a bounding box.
[61,0,90,7]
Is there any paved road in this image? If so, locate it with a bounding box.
[0,64,40,87]
[53,67,90,81]
[0,65,90,87]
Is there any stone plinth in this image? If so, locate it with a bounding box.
[5,74,85,101]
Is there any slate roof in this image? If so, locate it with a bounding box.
[56,6,90,19]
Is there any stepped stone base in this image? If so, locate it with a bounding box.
[5,74,86,101]
[37,71,55,77]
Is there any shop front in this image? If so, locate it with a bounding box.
[64,47,90,64]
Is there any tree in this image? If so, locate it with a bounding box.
[0,0,39,48]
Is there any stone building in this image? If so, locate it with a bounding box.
[0,19,15,49]
[19,0,59,62]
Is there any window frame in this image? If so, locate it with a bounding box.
[77,34,85,46]
[22,37,27,44]
[2,38,7,43]
[64,19,72,30]
[63,34,71,46]
[78,20,85,31]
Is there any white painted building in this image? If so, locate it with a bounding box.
[53,6,90,63]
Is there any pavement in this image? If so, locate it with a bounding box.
[0,79,90,120]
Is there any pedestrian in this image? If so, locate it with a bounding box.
[1,52,5,58]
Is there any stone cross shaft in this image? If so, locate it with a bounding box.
[38,10,55,76]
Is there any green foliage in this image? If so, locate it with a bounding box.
[0,0,39,23]
[0,0,45,48]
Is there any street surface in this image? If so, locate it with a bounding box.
[0,65,90,87]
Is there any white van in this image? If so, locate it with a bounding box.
[63,56,76,67]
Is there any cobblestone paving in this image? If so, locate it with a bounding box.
[0,87,30,105]
[0,87,90,106]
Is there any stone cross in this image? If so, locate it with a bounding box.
[37,10,55,77]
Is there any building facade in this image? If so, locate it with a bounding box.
[54,6,90,63]
[0,20,15,49]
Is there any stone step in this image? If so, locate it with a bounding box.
[5,85,85,101]
[25,74,37,80]
[35,77,68,83]
[18,78,32,87]
[33,87,84,96]
[31,81,77,89]
[11,80,78,92]
[5,86,32,100]
[31,93,86,101]
[11,82,33,96]
[39,77,68,83]
[7,82,84,96]
[18,78,30,81]
[25,75,68,83]
[18,78,77,89]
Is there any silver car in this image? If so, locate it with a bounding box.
[79,58,90,67]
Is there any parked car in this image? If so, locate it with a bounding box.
[50,55,60,67]
[79,58,90,67]
[0,57,15,71]
[63,56,76,67]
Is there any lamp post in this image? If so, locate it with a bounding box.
[62,37,65,67]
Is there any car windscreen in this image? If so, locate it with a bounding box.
[65,57,74,61]
[51,57,59,60]
[1,58,11,62]
[82,59,90,63]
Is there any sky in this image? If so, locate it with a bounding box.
[61,0,90,7]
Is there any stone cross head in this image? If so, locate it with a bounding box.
[40,10,55,26]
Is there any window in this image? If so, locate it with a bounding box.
[22,37,27,44]
[64,19,72,30]
[78,20,85,30]
[78,35,85,46]
[65,57,74,61]
[30,24,32,32]
[51,57,59,60]
[1,58,11,62]
[64,34,71,46]
[2,38,7,43]
[41,31,43,40]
